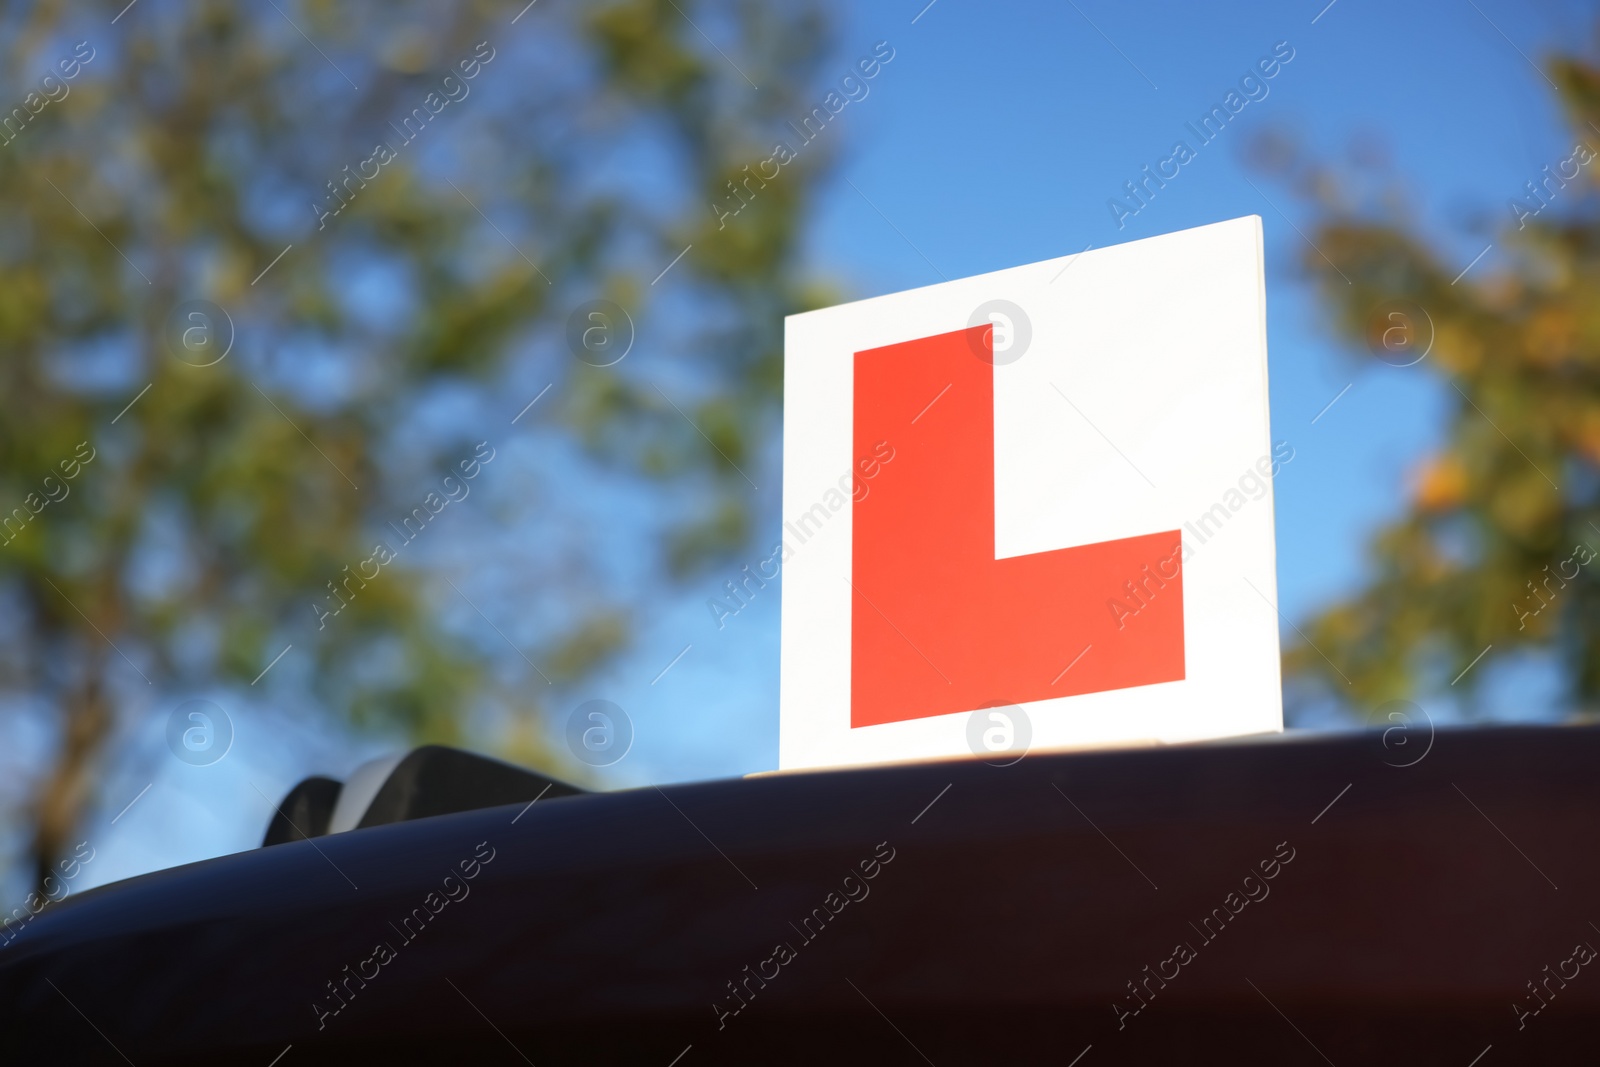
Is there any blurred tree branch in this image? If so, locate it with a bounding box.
[0,0,835,893]
[1257,40,1600,718]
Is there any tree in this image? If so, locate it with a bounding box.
[1262,44,1600,717]
[0,0,833,896]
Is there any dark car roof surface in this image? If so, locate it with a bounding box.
[2,724,1596,1064]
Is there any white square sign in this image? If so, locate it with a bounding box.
[778,216,1284,771]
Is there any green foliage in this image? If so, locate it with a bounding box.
[1264,46,1600,716]
[0,0,832,889]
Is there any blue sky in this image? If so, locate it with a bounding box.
[70,0,1591,891]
